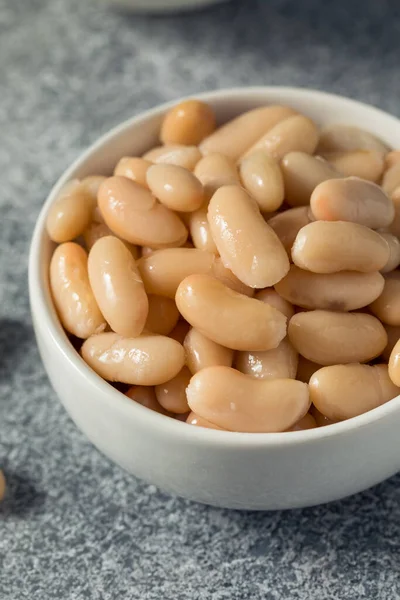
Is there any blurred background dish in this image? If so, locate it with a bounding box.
[105,0,230,12]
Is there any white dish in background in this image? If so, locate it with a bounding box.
[29,87,400,510]
[105,0,229,13]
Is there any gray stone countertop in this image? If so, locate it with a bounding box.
[1,0,400,597]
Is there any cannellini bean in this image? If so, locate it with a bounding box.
[83,221,140,259]
[0,470,5,502]
[268,207,312,254]
[169,320,191,344]
[369,272,400,325]
[88,236,148,338]
[189,204,219,254]
[211,257,254,297]
[199,105,297,160]
[138,248,215,298]
[186,366,310,433]
[50,242,106,339]
[275,266,385,311]
[114,157,152,187]
[194,153,239,198]
[208,185,289,288]
[310,177,394,229]
[143,145,201,171]
[176,274,287,351]
[385,151,400,169]
[280,152,341,207]
[145,295,180,336]
[310,364,400,420]
[292,221,390,273]
[186,412,224,430]
[254,289,294,320]
[235,337,298,380]
[382,325,400,362]
[244,115,319,160]
[239,151,284,212]
[146,164,204,212]
[98,176,188,248]
[160,99,216,145]
[382,162,400,195]
[126,385,170,416]
[296,356,321,382]
[310,406,337,427]
[382,191,400,237]
[288,413,317,431]
[81,175,107,202]
[46,181,95,243]
[288,310,387,365]
[81,332,185,385]
[184,327,234,374]
[323,150,384,182]
[389,338,400,386]
[316,125,389,155]
[379,233,400,273]
[155,367,191,414]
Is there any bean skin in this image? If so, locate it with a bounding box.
[369,272,400,325]
[46,181,94,243]
[316,125,389,156]
[239,151,284,212]
[125,386,170,416]
[143,145,201,171]
[235,337,298,380]
[160,99,216,146]
[114,157,152,188]
[155,367,191,414]
[268,207,312,255]
[323,150,384,183]
[186,412,224,430]
[254,289,294,320]
[183,327,234,375]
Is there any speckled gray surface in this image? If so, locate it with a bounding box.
[1,0,400,597]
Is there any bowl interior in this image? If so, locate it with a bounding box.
[30,86,400,442]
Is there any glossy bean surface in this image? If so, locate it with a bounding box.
[146,164,204,212]
[254,289,294,320]
[235,337,298,380]
[317,125,389,155]
[155,367,191,414]
[125,385,169,416]
[369,272,400,325]
[160,99,216,146]
[379,233,400,273]
[184,327,234,374]
[46,181,94,243]
[143,145,201,170]
[114,157,152,187]
[194,153,239,198]
[186,412,224,430]
[323,150,384,182]
[268,207,312,254]
[239,151,284,212]
[145,295,180,336]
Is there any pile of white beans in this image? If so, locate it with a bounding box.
[46,99,400,433]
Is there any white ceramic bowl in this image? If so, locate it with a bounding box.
[29,87,400,510]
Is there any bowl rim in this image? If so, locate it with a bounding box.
[29,85,400,448]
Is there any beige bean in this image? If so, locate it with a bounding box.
[114,157,152,188]
[83,221,140,259]
[268,206,312,256]
[369,272,400,325]
[382,162,400,195]
[292,221,390,273]
[316,125,389,155]
[98,176,188,248]
[186,366,309,433]
[310,405,337,427]
[169,320,191,344]
[81,332,185,385]
[0,470,5,502]
[176,274,287,351]
[310,363,400,420]
[208,185,289,288]
[382,325,400,362]
[189,203,219,254]
[138,248,215,298]
[381,190,400,237]
[155,367,191,414]
[145,295,180,336]
[186,412,224,430]
[280,152,341,207]
[235,337,298,380]
[288,310,387,365]
[385,151,400,169]
[288,413,317,431]
[244,115,319,161]
[146,164,204,212]
[184,327,234,374]
[239,151,284,212]
[88,236,148,338]
[199,105,297,160]
[296,356,321,382]
[323,150,384,182]
[46,181,94,243]
[389,338,400,386]
[211,257,254,297]
[275,266,385,311]
[175,412,190,422]
[81,175,107,203]
[310,177,394,229]
[126,385,170,416]
[50,242,106,339]
[143,145,201,171]
[379,233,400,273]
[254,289,294,320]
[194,153,239,198]
[160,99,216,146]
